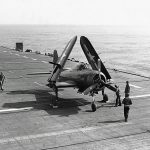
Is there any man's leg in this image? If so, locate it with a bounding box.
[124,107,127,122]
[126,107,130,122]
[124,107,129,122]
[115,97,118,106]
[118,97,122,106]
[0,82,3,90]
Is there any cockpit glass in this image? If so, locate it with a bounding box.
[73,63,90,71]
[78,63,87,70]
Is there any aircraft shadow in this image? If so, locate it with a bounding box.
[85,102,115,112]
[4,89,90,116]
[98,119,124,124]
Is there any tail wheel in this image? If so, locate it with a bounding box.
[91,102,96,112]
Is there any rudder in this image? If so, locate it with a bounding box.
[53,50,58,68]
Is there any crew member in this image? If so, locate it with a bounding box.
[0,72,5,91]
[125,81,130,97]
[122,93,132,122]
[115,85,121,107]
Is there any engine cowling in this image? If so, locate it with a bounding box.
[85,72,106,90]
[93,72,107,90]
[80,72,107,95]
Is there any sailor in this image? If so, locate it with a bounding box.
[115,85,121,107]
[125,81,130,97]
[122,93,132,122]
[0,72,5,91]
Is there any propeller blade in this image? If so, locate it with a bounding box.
[102,82,116,92]
[83,83,98,95]
[98,79,116,92]
[105,84,116,92]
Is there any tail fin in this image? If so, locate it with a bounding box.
[53,50,58,68]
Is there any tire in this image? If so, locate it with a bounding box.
[91,102,96,112]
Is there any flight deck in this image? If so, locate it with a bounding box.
[0,46,150,150]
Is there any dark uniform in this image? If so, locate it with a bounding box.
[0,72,5,91]
[125,81,130,97]
[115,86,121,107]
[122,94,132,122]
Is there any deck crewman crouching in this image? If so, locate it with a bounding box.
[0,72,5,91]
[122,93,132,122]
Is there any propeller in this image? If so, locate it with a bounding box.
[83,59,101,95]
[97,58,116,92]
[83,59,116,95]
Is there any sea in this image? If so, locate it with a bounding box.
[0,25,150,77]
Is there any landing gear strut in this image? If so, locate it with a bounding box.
[102,89,108,102]
[91,93,97,112]
[104,94,108,102]
[103,94,108,102]
[52,84,58,107]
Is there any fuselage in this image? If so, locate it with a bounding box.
[58,67,106,92]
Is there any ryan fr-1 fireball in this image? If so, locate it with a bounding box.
[46,36,117,111]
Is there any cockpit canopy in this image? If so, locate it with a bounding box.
[73,63,90,71]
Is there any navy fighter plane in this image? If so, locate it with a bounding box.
[46,36,117,111]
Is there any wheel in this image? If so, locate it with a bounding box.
[103,94,108,102]
[91,102,97,112]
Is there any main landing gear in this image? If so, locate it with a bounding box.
[90,91,108,112]
[91,92,97,112]
[103,94,108,102]
[91,96,97,112]
[52,84,58,108]
[47,83,58,108]
[102,89,108,102]
[47,82,59,108]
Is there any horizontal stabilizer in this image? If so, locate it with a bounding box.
[27,72,51,75]
[49,61,61,68]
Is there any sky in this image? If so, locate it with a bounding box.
[0,0,150,26]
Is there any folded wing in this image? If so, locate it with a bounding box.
[80,36,111,80]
